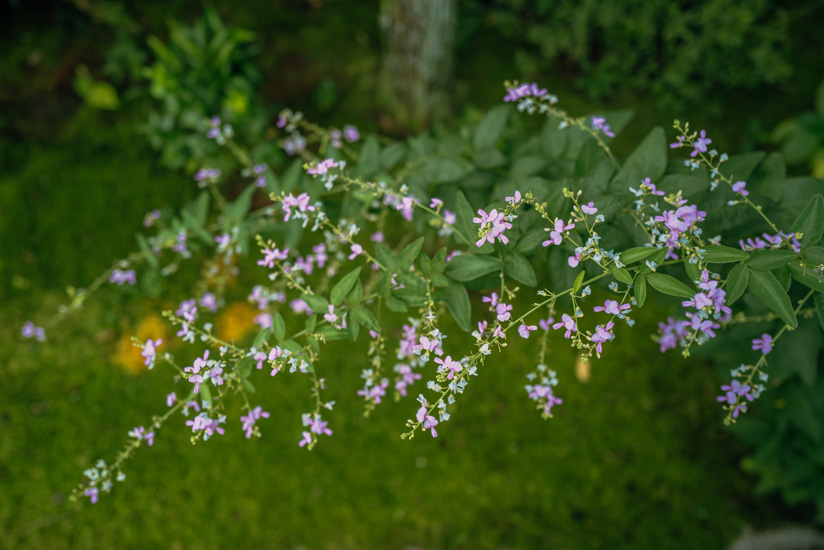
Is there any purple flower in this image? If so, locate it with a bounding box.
[496,302,513,322]
[144,431,155,446]
[166,392,176,407]
[752,333,773,355]
[348,244,363,260]
[21,321,46,342]
[240,406,270,438]
[109,269,136,286]
[518,324,538,338]
[394,365,421,396]
[358,379,389,403]
[732,181,749,196]
[506,191,522,204]
[538,317,555,331]
[254,312,273,330]
[282,193,315,221]
[691,130,711,157]
[85,487,99,504]
[483,292,500,308]
[323,305,338,324]
[542,218,575,247]
[581,201,598,215]
[591,321,615,354]
[141,338,162,368]
[307,158,339,176]
[640,177,665,196]
[552,314,577,339]
[429,198,443,209]
[298,431,313,447]
[343,125,359,143]
[184,350,210,394]
[434,355,463,380]
[503,82,547,103]
[257,246,289,268]
[591,116,615,138]
[416,401,439,437]
[593,300,630,315]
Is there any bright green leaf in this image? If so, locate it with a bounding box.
[646,272,694,298]
[748,269,798,328]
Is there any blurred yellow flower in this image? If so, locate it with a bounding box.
[113,313,168,375]
[215,302,257,343]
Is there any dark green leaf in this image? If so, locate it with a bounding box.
[348,280,363,306]
[300,293,329,314]
[635,274,647,307]
[725,263,749,305]
[573,271,585,293]
[375,244,398,273]
[503,252,537,287]
[399,237,425,271]
[376,271,393,297]
[430,247,447,274]
[253,328,271,348]
[619,246,658,265]
[814,292,824,331]
[445,280,471,332]
[454,191,478,247]
[791,194,824,248]
[241,378,256,393]
[473,105,510,150]
[639,248,669,274]
[446,254,502,282]
[305,314,317,334]
[684,259,701,283]
[385,295,408,312]
[608,127,667,192]
[416,156,473,184]
[646,272,694,298]
[515,228,546,255]
[610,265,633,285]
[351,306,380,332]
[264,311,283,342]
[748,270,798,328]
[746,250,798,271]
[330,267,362,306]
[703,245,751,263]
[789,262,824,292]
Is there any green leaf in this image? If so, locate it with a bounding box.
[573,271,585,293]
[351,306,380,332]
[330,267,362,306]
[610,265,633,285]
[515,228,546,255]
[399,237,425,271]
[348,280,363,306]
[780,322,821,386]
[300,293,329,314]
[199,383,212,407]
[454,191,478,246]
[646,272,694,298]
[136,233,159,268]
[619,247,658,265]
[430,248,447,274]
[746,250,798,271]
[473,105,510,150]
[376,271,393,297]
[224,183,256,226]
[789,262,824,292]
[748,269,798,328]
[639,248,669,274]
[684,259,701,283]
[635,274,647,307]
[725,263,749,305]
[446,254,502,282]
[608,127,667,192]
[385,295,408,312]
[241,378,256,393]
[416,156,473,184]
[418,252,431,276]
[814,292,824,331]
[791,194,824,248]
[445,280,471,332]
[503,252,537,287]
[253,328,271,348]
[348,311,360,341]
[305,314,317,334]
[374,244,398,273]
[703,245,750,263]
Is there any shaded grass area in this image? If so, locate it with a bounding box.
[1,286,776,549]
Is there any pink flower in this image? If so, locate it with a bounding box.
[581,201,598,215]
[348,244,363,260]
[732,181,749,196]
[752,333,773,355]
[552,314,577,339]
[496,302,513,322]
[538,317,554,331]
[518,324,538,338]
[482,292,500,308]
[323,305,337,324]
[416,402,439,437]
[542,218,575,247]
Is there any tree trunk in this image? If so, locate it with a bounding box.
[379,0,456,132]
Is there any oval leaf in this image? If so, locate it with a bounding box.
[610,265,633,285]
[791,193,824,248]
[619,247,658,265]
[703,245,750,263]
[330,267,362,306]
[748,269,798,328]
[446,254,502,282]
[646,272,694,299]
[445,280,471,332]
[725,263,749,305]
[635,274,647,307]
[746,250,798,271]
[503,252,537,287]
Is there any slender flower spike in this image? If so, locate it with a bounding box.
[752,334,773,355]
[732,181,749,196]
[518,324,538,338]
